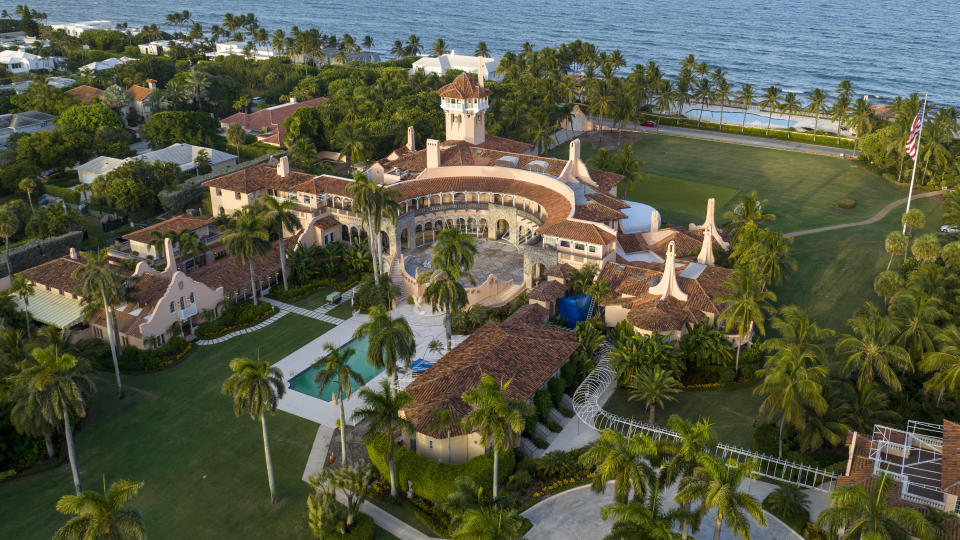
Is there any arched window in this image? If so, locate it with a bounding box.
[189,292,195,303]
[169,301,175,313]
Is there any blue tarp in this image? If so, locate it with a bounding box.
[557,294,591,328]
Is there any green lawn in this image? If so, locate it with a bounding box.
[0,314,335,539]
[773,196,944,331]
[292,288,335,310]
[619,135,908,233]
[602,385,763,448]
[327,301,355,320]
[80,216,136,251]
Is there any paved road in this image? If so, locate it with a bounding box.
[523,480,804,540]
[785,190,946,238]
[588,116,853,157]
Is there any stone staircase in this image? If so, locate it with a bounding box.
[390,255,404,290]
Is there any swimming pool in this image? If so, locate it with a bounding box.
[288,335,382,401]
[684,108,797,128]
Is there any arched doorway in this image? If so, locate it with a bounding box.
[350,227,359,242]
[380,231,390,254]
[532,262,546,285]
[341,225,350,243]
[496,219,509,240]
[400,228,409,250]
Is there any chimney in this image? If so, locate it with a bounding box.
[569,138,581,163]
[163,237,177,273]
[478,56,485,88]
[426,139,440,169]
[289,96,297,104]
[69,247,78,260]
[650,210,660,233]
[697,223,715,265]
[700,198,730,249]
[146,78,156,90]
[277,155,290,177]
[648,241,689,302]
[406,126,416,152]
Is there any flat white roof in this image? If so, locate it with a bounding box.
[620,201,660,234]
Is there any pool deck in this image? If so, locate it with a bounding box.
[273,303,466,427]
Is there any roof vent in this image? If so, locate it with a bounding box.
[494,155,519,168]
[526,160,549,173]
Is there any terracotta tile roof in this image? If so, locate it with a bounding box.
[123,215,213,244]
[202,163,318,193]
[19,256,86,293]
[573,203,627,222]
[617,232,648,254]
[402,318,577,438]
[546,263,576,279]
[626,296,704,333]
[527,280,567,302]
[475,135,534,154]
[66,85,104,104]
[503,303,549,325]
[943,420,960,495]
[126,85,152,102]
[190,241,283,295]
[437,73,492,99]
[131,272,170,308]
[587,191,630,210]
[219,97,326,146]
[539,220,615,245]
[587,168,626,193]
[618,227,726,259]
[379,140,566,178]
[315,215,340,230]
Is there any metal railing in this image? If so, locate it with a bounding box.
[572,342,839,492]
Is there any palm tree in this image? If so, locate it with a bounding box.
[578,428,656,504]
[919,326,960,404]
[627,366,681,424]
[722,191,775,238]
[461,374,533,498]
[351,379,414,497]
[405,34,422,56]
[427,407,456,463]
[763,485,809,530]
[760,86,781,134]
[72,249,125,397]
[15,345,94,494]
[831,94,851,143]
[714,77,731,130]
[260,196,302,290]
[588,80,613,145]
[693,77,713,127]
[677,454,766,540]
[890,289,946,360]
[874,271,904,308]
[751,229,797,288]
[717,264,776,373]
[601,485,689,540]
[9,275,34,340]
[418,240,475,351]
[0,209,18,277]
[353,305,415,386]
[474,41,490,58]
[222,208,270,305]
[807,88,830,142]
[754,346,828,457]
[390,40,405,58]
[54,478,145,539]
[183,70,211,110]
[430,37,447,56]
[884,231,906,270]
[346,173,380,277]
[221,353,285,502]
[849,97,873,151]
[736,84,755,133]
[780,93,800,139]
[451,505,525,540]
[663,415,714,540]
[313,342,364,464]
[836,302,911,391]
[369,182,402,276]
[901,209,926,263]
[175,230,206,272]
[817,472,934,539]
[226,123,246,156]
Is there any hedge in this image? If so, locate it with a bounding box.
[158,182,205,213]
[266,275,359,302]
[78,337,192,373]
[195,301,276,339]
[42,184,81,205]
[0,230,83,279]
[365,433,514,503]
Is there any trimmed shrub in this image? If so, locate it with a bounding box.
[42,184,81,204]
[557,406,574,418]
[88,337,192,373]
[158,182,205,213]
[546,420,562,433]
[836,198,856,209]
[560,361,579,392]
[752,422,781,455]
[547,377,565,405]
[508,469,532,490]
[365,433,513,503]
[266,275,359,302]
[195,301,276,339]
[0,230,83,279]
[533,390,552,422]
[524,415,538,438]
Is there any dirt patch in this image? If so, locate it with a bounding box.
[578,129,646,151]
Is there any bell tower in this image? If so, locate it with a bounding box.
[437,72,491,145]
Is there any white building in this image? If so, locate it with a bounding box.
[138,40,190,56]
[411,51,500,82]
[46,77,76,89]
[0,49,57,73]
[51,20,117,38]
[0,111,55,148]
[79,56,133,72]
[207,41,279,61]
[75,143,238,184]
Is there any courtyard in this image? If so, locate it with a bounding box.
[403,238,525,287]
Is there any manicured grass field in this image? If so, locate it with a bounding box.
[602,385,764,448]
[0,314,336,539]
[292,288,335,310]
[327,300,356,320]
[774,196,944,331]
[620,135,908,233]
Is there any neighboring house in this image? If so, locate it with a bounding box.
[219,97,326,147]
[66,84,104,104]
[0,49,56,73]
[0,80,33,94]
[51,20,120,38]
[400,304,578,463]
[75,143,238,184]
[207,41,279,60]
[137,40,183,55]
[121,214,218,264]
[411,52,500,82]
[45,76,76,89]
[0,111,55,148]
[126,79,156,118]
[80,56,133,72]
[306,48,380,65]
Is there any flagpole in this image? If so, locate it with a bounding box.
[901,92,928,234]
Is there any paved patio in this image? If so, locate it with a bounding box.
[403,239,524,286]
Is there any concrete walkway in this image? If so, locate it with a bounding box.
[785,189,945,238]
[263,287,356,325]
[193,310,288,346]
[588,116,852,157]
[523,480,804,540]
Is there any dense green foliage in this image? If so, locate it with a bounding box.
[195,301,277,339]
[141,111,221,149]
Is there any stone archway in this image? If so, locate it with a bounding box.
[380,231,390,254]
[495,219,509,240]
[532,262,546,285]
[400,228,409,250]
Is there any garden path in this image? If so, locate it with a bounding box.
[784,189,945,238]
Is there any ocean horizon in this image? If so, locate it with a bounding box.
[26,0,960,107]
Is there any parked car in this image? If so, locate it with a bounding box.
[940,224,960,234]
[639,120,657,127]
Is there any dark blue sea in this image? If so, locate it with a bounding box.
[31,0,960,106]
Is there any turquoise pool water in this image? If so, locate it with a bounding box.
[684,108,798,128]
[288,336,382,401]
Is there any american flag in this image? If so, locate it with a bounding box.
[905,103,925,160]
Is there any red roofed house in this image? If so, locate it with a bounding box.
[219,97,326,147]
[126,79,156,118]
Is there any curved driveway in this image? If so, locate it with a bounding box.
[523,480,802,540]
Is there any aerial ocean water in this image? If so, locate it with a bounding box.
[28,0,960,106]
